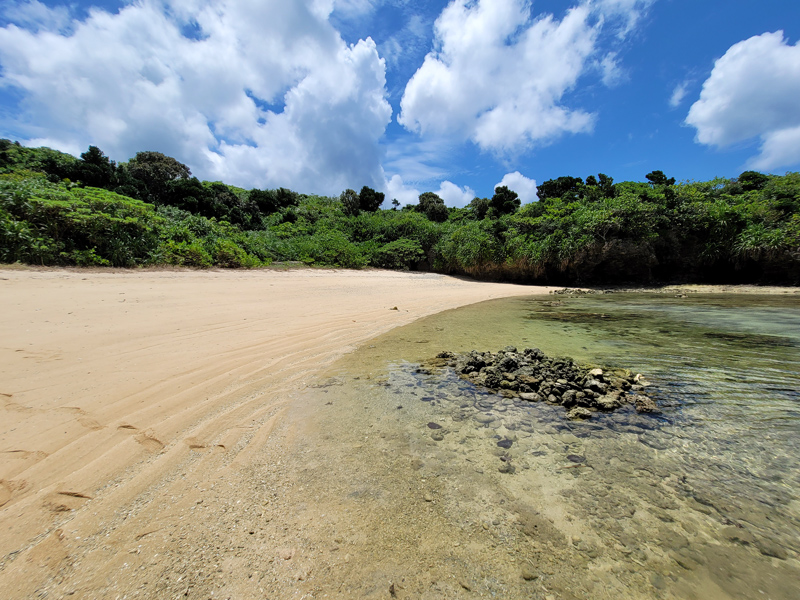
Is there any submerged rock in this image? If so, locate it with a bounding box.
[429,346,659,420]
[567,407,593,421]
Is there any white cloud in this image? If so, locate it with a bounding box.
[326,0,378,19]
[437,180,475,207]
[669,81,688,108]
[0,0,392,194]
[385,174,421,207]
[384,174,475,208]
[399,0,657,155]
[594,0,655,37]
[398,0,599,154]
[380,14,429,71]
[686,31,800,171]
[749,125,800,171]
[396,0,657,156]
[1,0,72,32]
[398,0,596,152]
[597,51,625,87]
[496,171,537,203]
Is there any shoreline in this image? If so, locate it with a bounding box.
[554,283,800,295]
[1,268,797,598]
[3,262,798,294]
[0,267,545,598]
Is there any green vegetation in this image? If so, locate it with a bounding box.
[1,139,798,284]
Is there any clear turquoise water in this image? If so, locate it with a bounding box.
[295,292,800,599]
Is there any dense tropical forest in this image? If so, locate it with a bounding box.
[1,139,798,284]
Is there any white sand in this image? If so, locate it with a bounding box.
[0,268,547,597]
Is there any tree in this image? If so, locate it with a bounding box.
[417,191,448,222]
[359,186,384,212]
[127,151,191,203]
[207,182,242,224]
[583,173,615,202]
[248,188,280,215]
[597,173,615,197]
[78,146,116,189]
[391,199,400,210]
[536,176,584,202]
[490,186,520,215]
[165,177,208,214]
[340,189,360,216]
[738,171,769,192]
[468,197,491,220]
[645,170,676,187]
[275,187,300,210]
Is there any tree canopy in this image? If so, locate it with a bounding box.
[417,192,448,222]
[490,186,520,215]
[1,139,798,284]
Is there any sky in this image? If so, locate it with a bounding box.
[1,1,799,207]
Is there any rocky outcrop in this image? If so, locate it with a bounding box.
[430,346,657,419]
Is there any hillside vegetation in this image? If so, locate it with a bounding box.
[1,140,798,284]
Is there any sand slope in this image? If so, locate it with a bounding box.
[0,268,545,598]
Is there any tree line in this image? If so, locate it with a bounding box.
[1,139,798,283]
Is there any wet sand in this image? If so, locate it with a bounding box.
[0,267,547,598]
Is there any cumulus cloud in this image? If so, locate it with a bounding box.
[749,125,800,171]
[496,171,537,203]
[398,0,599,154]
[437,180,476,207]
[385,174,421,207]
[397,0,657,156]
[385,174,475,208]
[686,31,800,171]
[0,0,392,194]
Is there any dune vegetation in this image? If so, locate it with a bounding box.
[1,139,798,284]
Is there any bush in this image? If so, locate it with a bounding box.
[295,229,368,268]
[436,221,503,272]
[212,239,259,268]
[0,176,160,266]
[157,240,213,267]
[371,238,425,270]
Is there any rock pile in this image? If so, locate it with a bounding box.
[431,346,658,420]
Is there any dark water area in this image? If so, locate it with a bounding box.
[292,292,800,599]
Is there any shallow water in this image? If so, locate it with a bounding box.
[284,293,800,599]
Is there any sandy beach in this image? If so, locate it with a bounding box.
[0,267,548,598]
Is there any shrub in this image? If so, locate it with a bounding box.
[213,239,259,268]
[295,229,368,268]
[157,240,213,268]
[371,238,425,270]
[436,221,503,272]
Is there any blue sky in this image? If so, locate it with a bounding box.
[1,1,799,206]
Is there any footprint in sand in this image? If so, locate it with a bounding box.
[57,406,104,430]
[45,490,93,512]
[1,395,34,413]
[77,416,104,430]
[184,437,209,451]
[0,480,12,507]
[27,528,68,570]
[0,479,29,507]
[1,449,49,462]
[135,433,165,452]
[116,423,165,452]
